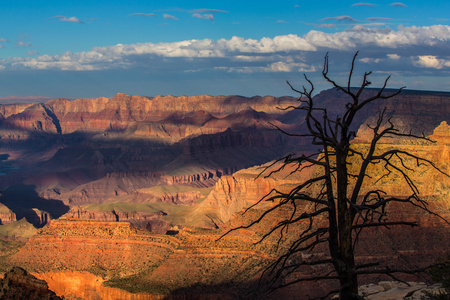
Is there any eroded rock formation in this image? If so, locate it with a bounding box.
[0,203,16,225]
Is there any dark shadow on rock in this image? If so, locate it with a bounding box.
[161,277,337,300]
[1,184,70,227]
[161,280,273,300]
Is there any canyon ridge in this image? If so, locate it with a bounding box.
[0,88,449,299]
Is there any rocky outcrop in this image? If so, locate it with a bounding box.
[132,187,205,205]
[187,171,300,228]
[357,281,445,300]
[61,206,165,222]
[0,203,16,225]
[0,103,33,120]
[0,267,61,299]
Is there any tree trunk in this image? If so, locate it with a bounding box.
[338,264,361,299]
[336,147,361,299]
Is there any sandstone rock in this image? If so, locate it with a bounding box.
[0,103,33,119]
[359,283,386,297]
[0,203,16,225]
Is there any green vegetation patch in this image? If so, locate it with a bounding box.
[83,203,161,213]
[0,240,26,273]
[139,185,213,197]
[0,218,37,239]
[104,269,170,294]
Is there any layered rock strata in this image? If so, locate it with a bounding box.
[0,203,16,225]
[11,220,180,277]
[0,94,298,136]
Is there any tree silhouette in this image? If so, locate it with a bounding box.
[221,52,448,299]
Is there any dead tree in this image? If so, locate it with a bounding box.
[221,52,448,299]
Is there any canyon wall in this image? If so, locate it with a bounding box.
[0,94,298,136]
[0,89,449,299]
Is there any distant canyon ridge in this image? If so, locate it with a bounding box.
[0,89,448,299]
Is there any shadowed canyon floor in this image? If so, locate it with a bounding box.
[0,89,449,299]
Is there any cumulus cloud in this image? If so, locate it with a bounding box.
[129,13,156,17]
[192,13,214,20]
[320,16,359,23]
[352,3,377,6]
[268,61,316,72]
[414,55,450,69]
[0,38,8,42]
[390,2,407,7]
[1,25,450,77]
[387,53,401,60]
[163,14,178,20]
[52,16,83,23]
[359,57,381,63]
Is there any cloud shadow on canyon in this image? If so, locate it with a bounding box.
[1,184,70,227]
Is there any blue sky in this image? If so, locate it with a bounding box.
[1,0,450,98]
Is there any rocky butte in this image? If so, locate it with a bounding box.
[0,89,448,299]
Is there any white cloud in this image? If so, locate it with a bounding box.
[390,2,407,7]
[413,55,450,69]
[1,25,450,76]
[16,41,31,47]
[0,38,7,42]
[317,24,337,28]
[268,61,316,72]
[163,14,178,20]
[352,3,377,6]
[360,57,381,63]
[320,16,359,23]
[387,53,401,60]
[192,13,214,20]
[52,16,83,23]
[129,13,155,17]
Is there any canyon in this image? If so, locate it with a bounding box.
[0,89,448,299]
